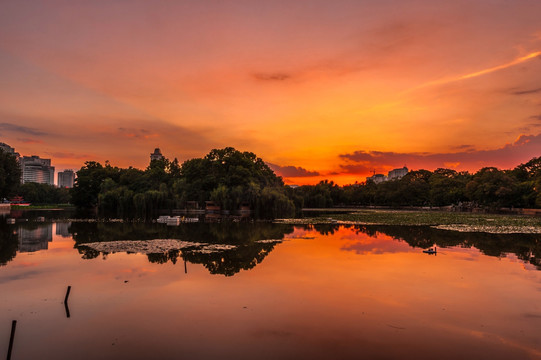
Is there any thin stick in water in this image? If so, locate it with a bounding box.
[7,320,16,360]
[64,286,71,304]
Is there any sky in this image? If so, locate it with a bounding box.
[0,0,540,185]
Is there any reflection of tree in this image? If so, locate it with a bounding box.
[347,225,541,270]
[0,222,18,266]
[147,250,180,265]
[181,242,278,276]
[73,222,294,275]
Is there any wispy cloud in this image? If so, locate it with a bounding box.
[412,51,541,90]
[252,73,292,81]
[117,127,159,139]
[17,138,43,144]
[511,87,541,95]
[45,152,93,159]
[0,122,47,136]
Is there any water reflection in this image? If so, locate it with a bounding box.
[18,223,53,252]
[1,219,541,359]
[72,222,295,276]
[1,220,540,273]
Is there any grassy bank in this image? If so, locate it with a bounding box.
[275,209,541,233]
[10,204,74,210]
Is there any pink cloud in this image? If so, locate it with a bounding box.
[338,133,541,174]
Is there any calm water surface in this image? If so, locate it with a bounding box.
[1,214,540,359]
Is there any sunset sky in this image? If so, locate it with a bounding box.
[1,0,540,185]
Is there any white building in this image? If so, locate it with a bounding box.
[366,167,408,184]
[387,167,408,180]
[58,169,75,188]
[150,148,164,162]
[366,173,387,184]
[21,156,55,185]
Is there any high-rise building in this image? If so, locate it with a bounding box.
[21,155,55,185]
[150,148,164,162]
[58,169,75,188]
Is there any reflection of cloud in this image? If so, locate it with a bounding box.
[341,236,412,255]
[0,122,47,136]
[267,163,320,177]
[338,133,541,174]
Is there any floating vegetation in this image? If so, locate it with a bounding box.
[79,239,207,254]
[432,225,541,234]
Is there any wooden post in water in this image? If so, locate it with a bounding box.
[6,320,16,360]
[64,286,72,318]
[64,286,71,304]
[184,259,187,274]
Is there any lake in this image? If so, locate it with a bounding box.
[1,213,540,359]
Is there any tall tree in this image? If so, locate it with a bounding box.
[0,150,21,200]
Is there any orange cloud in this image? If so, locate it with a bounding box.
[413,50,541,90]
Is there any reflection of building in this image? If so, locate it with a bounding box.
[18,224,53,252]
[58,170,75,188]
[150,148,164,162]
[55,222,71,238]
[21,156,55,185]
[366,167,408,184]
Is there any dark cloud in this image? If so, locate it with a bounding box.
[452,144,476,151]
[529,115,541,121]
[339,133,541,174]
[117,127,156,139]
[338,164,372,174]
[0,122,47,136]
[512,88,541,95]
[252,73,292,81]
[267,163,320,177]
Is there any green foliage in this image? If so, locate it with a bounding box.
[175,147,290,218]
[0,150,21,199]
[291,156,541,209]
[18,183,70,204]
[71,147,294,219]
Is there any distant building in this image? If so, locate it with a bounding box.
[366,167,408,184]
[58,169,75,188]
[366,173,387,184]
[150,148,164,162]
[21,155,55,185]
[387,167,408,180]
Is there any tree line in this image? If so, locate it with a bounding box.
[1,148,540,216]
[71,147,295,219]
[292,156,541,209]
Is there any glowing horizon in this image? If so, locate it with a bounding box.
[1,1,540,185]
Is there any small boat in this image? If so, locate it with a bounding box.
[423,247,437,254]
